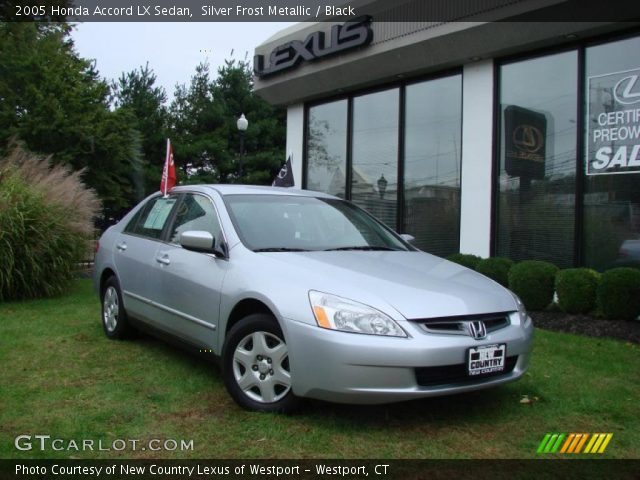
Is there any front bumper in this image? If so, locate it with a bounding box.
[285,314,533,404]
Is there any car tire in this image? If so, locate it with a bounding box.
[222,314,300,413]
[101,276,133,340]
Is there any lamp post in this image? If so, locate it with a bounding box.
[236,113,248,180]
[377,174,388,199]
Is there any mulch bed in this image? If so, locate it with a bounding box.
[530,311,640,344]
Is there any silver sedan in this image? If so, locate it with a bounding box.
[94,185,533,413]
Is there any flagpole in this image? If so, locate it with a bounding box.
[163,138,170,197]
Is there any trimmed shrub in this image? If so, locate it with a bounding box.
[597,267,640,320]
[508,260,559,311]
[446,253,483,270]
[555,268,600,314]
[0,144,100,301]
[476,257,514,287]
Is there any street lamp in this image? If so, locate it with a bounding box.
[236,113,248,179]
[377,174,388,199]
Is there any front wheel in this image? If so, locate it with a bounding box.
[222,314,300,413]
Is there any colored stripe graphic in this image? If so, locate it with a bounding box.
[584,434,598,453]
[560,433,575,453]
[550,434,565,453]
[536,434,552,454]
[574,434,589,453]
[598,433,613,453]
[539,433,613,454]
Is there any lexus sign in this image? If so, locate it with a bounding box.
[254,16,373,77]
[504,105,547,180]
[587,67,640,175]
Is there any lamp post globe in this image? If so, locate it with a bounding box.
[237,114,248,180]
[237,113,248,132]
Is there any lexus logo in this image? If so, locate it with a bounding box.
[467,321,487,340]
[614,74,640,105]
[512,125,544,153]
[254,16,373,77]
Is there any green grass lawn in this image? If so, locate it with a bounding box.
[1,279,638,459]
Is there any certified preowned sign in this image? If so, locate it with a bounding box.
[587,67,640,175]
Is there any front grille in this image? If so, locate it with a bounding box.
[416,312,511,336]
[415,356,518,387]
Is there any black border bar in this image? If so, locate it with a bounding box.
[2,0,640,23]
[2,459,640,480]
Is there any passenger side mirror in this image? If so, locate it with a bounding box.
[180,230,224,257]
[400,233,416,244]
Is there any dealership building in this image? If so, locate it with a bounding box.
[254,0,640,270]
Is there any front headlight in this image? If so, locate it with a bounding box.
[308,291,407,337]
[513,293,532,328]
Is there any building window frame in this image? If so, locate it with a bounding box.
[491,26,640,267]
[303,67,463,238]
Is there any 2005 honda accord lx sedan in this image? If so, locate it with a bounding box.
[94,185,533,412]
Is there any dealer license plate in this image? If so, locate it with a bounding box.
[468,344,506,376]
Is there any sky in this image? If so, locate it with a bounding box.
[71,22,294,103]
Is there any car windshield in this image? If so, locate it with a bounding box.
[224,194,410,252]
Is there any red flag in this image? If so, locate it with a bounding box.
[160,138,176,195]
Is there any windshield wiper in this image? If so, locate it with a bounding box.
[253,247,311,252]
[323,246,400,251]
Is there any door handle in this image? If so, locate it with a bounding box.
[155,254,170,266]
[116,242,127,251]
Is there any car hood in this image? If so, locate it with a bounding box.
[258,251,517,319]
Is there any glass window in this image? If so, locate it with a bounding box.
[124,195,178,240]
[305,100,348,197]
[584,36,640,270]
[496,51,578,267]
[169,194,222,244]
[404,75,462,256]
[225,194,409,252]
[351,88,399,229]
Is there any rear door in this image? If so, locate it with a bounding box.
[114,194,180,323]
[149,192,228,350]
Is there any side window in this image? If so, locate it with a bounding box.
[124,195,179,240]
[169,194,222,244]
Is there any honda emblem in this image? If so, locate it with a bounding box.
[468,320,487,340]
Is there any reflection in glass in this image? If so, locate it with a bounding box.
[497,51,578,267]
[584,36,640,270]
[404,75,462,256]
[351,89,399,228]
[305,100,348,197]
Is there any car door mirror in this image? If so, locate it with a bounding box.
[180,230,215,253]
[400,233,416,244]
[180,230,228,258]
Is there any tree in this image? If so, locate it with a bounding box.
[111,63,168,195]
[169,58,286,185]
[213,58,286,185]
[170,62,227,183]
[0,22,144,216]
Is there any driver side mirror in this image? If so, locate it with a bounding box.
[180,231,227,258]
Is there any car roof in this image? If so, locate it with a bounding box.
[171,184,338,199]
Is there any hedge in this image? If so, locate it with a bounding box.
[597,268,640,320]
[508,260,559,311]
[476,257,514,287]
[555,268,600,314]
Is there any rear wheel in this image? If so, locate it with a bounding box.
[222,314,300,413]
[101,276,132,339]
